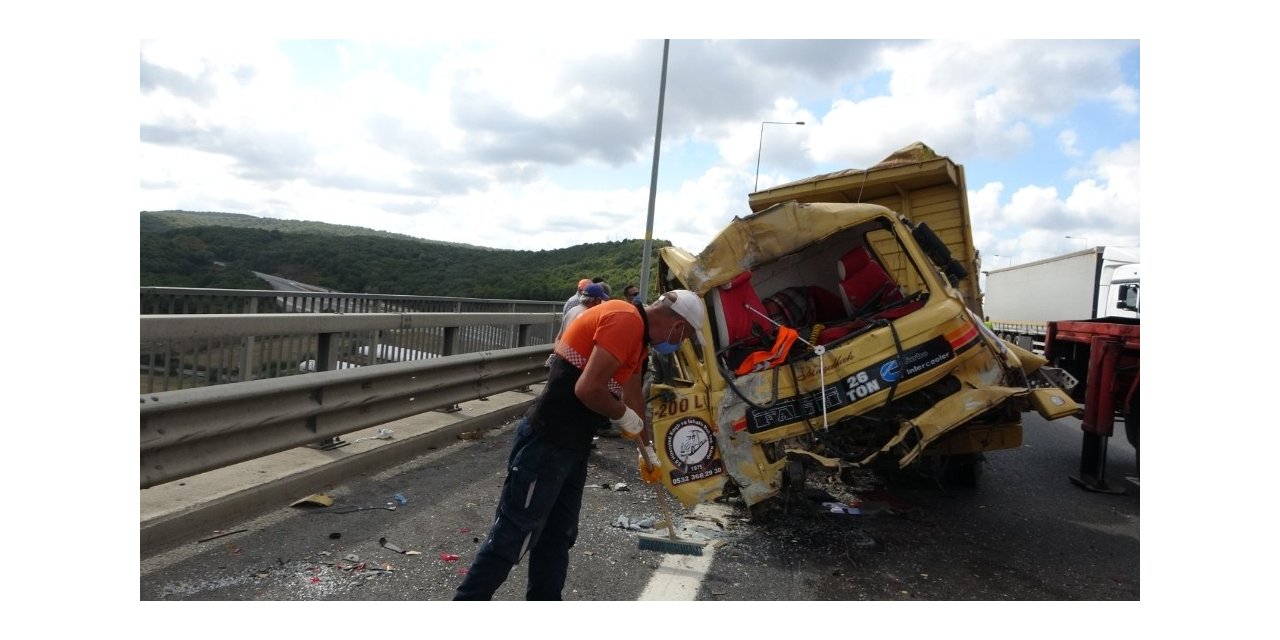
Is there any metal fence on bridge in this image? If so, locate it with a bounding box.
[140,287,563,393]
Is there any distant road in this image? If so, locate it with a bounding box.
[252,271,334,293]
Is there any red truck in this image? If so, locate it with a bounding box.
[1044,317,1140,493]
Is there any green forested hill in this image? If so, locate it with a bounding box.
[140,211,672,301]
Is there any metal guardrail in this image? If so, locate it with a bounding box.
[140,343,552,488]
[140,297,563,392]
[140,309,561,487]
[140,286,563,316]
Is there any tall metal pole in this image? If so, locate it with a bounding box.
[639,39,669,303]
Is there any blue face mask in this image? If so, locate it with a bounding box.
[654,340,681,355]
[653,324,682,355]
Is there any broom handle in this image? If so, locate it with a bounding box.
[635,438,679,542]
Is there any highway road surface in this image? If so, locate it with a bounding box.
[141,410,1138,602]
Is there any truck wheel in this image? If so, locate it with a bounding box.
[942,453,984,488]
[1124,392,1139,453]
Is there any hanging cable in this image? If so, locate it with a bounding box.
[742,304,830,432]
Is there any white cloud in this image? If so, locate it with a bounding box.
[973,139,1140,263]
[1004,185,1064,227]
[139,39,1140,263]
[1059,129,1081,157]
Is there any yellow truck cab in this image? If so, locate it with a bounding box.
[644,143,1078,511]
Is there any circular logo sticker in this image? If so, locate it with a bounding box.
[665,417,716,468]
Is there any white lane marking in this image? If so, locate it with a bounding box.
[637,502,734,601]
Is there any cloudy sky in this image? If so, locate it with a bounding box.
[139,38,1139,269]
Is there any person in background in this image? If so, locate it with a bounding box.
[623,284,641,304]
[558,283,610,340]
[453,290,707,600]
[548,282,611,368]
[562,278,592,317]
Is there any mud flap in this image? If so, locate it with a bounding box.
[1029,387,1081,420]
[861,386,1027,468]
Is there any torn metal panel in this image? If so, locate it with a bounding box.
[861,386,1027,468]
[663,202,898,295]
[1029,388,1081,420]
[784,448,844,469]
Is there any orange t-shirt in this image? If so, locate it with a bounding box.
[554,300,646,395]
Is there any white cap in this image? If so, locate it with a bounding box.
[663,289,706,344]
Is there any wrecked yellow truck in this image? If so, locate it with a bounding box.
[644,143,1079,512]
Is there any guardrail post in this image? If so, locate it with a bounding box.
[514,323,536,392]
[368,330,381,366]
[309,331,349,450]
[442,326,460,357]
[239,297,259,381]
[436,311,463,412]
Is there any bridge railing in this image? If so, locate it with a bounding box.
[140,311,558,488]
[139,288,563,393]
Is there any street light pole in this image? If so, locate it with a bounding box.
[754,120,805,192]
[638,39,669,303]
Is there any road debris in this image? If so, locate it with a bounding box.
[822,502,862,515]
[198,529,248,543]
[290,493,335,508]
[305,504,398,514]
[611,515,658,531]
[351,428,394,443]
[378,536,421,555]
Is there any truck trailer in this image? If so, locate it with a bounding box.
[1044,317,1139,493]
[983,247,1140,351]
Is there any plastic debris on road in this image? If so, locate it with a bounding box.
[291,493,335,508]
[352,428,394,443]
[439,553,461,562]
[392,493,409,505]
[822,502,862,515]
[611,515,657,531]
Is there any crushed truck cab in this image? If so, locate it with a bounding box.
[644,143,1078,509]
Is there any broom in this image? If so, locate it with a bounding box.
[632,438,707,556]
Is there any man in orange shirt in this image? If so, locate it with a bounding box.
[453,290,706,600]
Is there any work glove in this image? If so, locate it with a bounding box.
[637,444,662,484]
[610,407,645,441]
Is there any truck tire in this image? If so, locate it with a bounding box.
[942,453,984,488]
[1125,391,1139,453]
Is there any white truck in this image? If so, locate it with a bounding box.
[983,247,1140,351]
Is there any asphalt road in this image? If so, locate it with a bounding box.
[140,412,1138,601]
